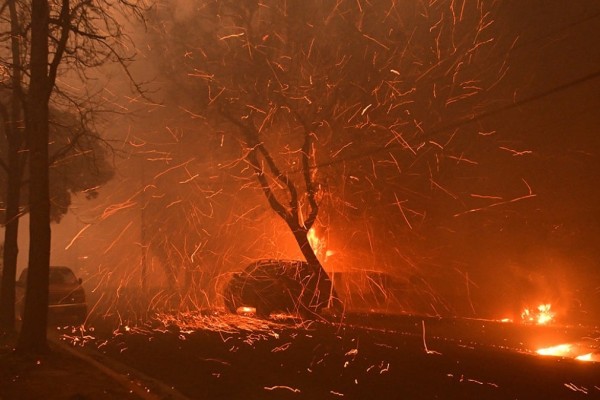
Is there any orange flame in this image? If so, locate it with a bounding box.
[536,343,598,362]
[521,303,555,325]
[307,228,334,262]
[536,343,572,357]
[575,353,594,362]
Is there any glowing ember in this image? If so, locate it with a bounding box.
[521,303,555,325]
[236,306,257,316]
[152,311,308,335]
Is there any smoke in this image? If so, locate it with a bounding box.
[46,0,600,322]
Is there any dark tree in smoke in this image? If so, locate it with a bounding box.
[0,0,146,352]
[0,0,27,333]
[0,95,115,332]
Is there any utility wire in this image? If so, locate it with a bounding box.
[379,9,600,100]
[315,68,600,170]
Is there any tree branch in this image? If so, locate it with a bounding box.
[221,111,300,224]
[47,0,71,95]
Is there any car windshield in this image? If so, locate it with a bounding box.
[18,267,79,285]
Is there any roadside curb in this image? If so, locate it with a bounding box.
[48,332,191,400]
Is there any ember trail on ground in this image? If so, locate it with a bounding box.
[56,312,600,400]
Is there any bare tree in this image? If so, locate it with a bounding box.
[0,0,27,333]
[133,0,524,319]
[17,0,52,352]
[0,0,117,335]
[0,0,147,353]
[0,97,115,334]
[143,1,349,310]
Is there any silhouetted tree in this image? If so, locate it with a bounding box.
[0,0,27,333]
[0,0,146,353]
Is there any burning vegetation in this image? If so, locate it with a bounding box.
[521,304,555,325]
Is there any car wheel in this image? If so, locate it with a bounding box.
[254,305,271,319]
[223,293,238,314]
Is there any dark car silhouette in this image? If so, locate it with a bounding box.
[223,259,336,318]
[16,266,87,324]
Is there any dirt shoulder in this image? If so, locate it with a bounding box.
[0,331,140,400]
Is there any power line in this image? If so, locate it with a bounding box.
[379,9,600,103]
[315,68,600,170]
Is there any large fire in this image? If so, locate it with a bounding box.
[536,343,572,357]
[501,303,600,363]
[536,343,599,363]
[521,303,555,325]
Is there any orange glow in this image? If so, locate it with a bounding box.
[536,344,598,362]
[536,343,572,357]
[575,353,594,362]
[307,228,322,255]
[236,306,256,316]
[308,228,334,261]
[521,303,555,325]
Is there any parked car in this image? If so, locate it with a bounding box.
[16,266,87,324]
[222,259,337,318]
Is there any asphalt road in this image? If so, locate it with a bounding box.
[64,313,600,400]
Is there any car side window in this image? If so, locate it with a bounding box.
[50,269,78,284]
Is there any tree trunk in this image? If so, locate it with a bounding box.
[292,227,321,270]
[17,0,51,354]
[0,0,26,334]
[292,226,336,310]
[0,164,22,332]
